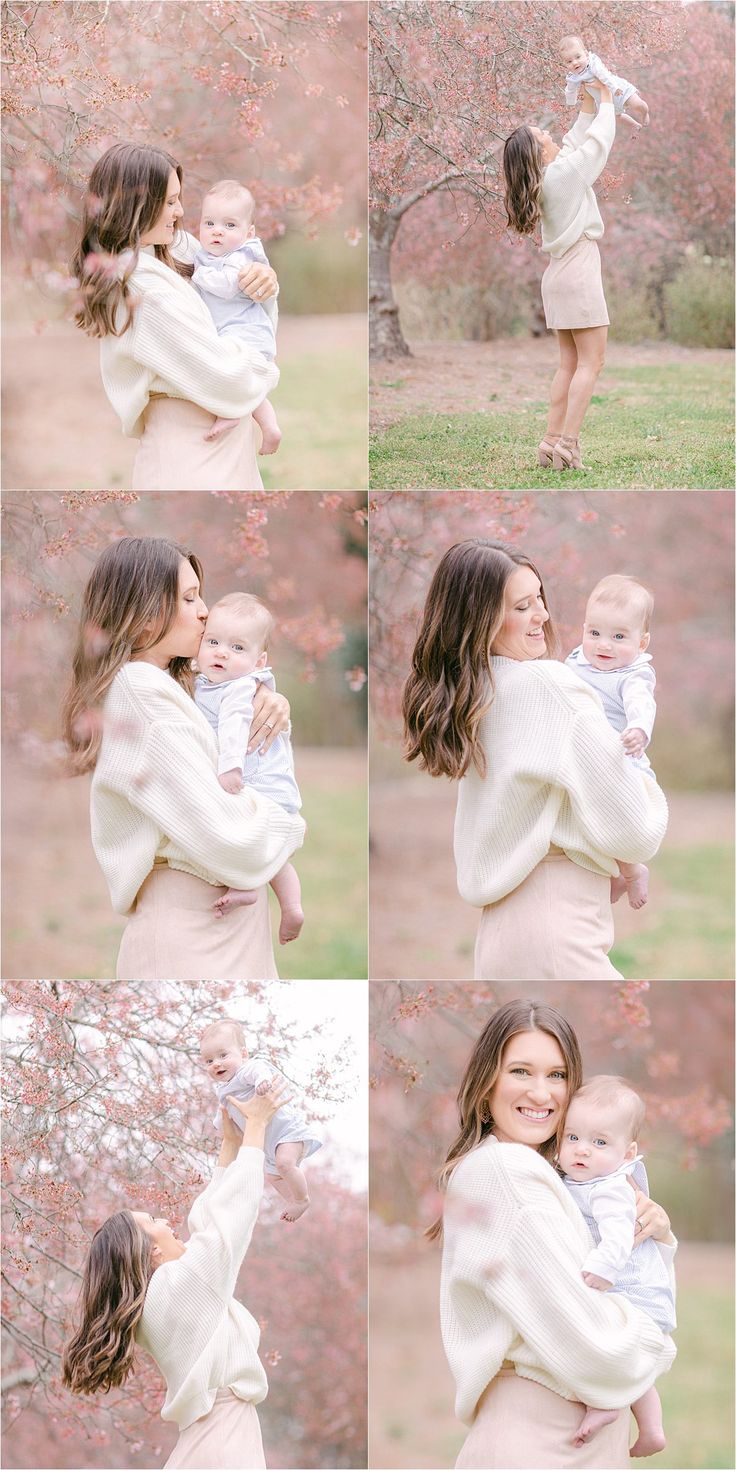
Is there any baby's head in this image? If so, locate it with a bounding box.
[197,592,274,684]
[199,179,256,255]
[558,1075,644,1182]
[199,1018,248,1084]
[559,35,589,73]
[582,574,653,672]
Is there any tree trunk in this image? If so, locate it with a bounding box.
[369,208,410,359]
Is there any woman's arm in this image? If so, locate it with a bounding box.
[557,692,668,863]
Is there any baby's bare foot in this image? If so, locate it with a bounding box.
[279,905,304,944]
[258,424,282,455]
[281,1199,309,1223]
[610,874,628,905]
[205,416,239,442]
[630,1429,666,1458]
[572,1408,618,1448]
[624,864,649,910]
[213,888,259,918]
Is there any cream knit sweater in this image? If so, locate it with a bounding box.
[540,102,616,257]
[454,658,668,908]
[441,1138,676,1427]
[137,1146,268,1430]
[100,232,279,437]
[91,661,305,915]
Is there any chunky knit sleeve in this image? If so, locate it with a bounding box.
[560,102,615,185]
[180,1148,264,1300]
[557,693,667,862]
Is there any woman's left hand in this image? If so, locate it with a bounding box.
[249,687,289,755]
[238,262,278,302]
[627,1177,673,1244]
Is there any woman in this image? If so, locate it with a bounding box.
[434,999,676,1469]
[62,1081,286,1469]
[402,540,667,980]
[503,81,615,471]
[62,536,305,980]
[71,143,278,490]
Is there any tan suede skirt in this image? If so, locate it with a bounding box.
[116,865,277,981]
[455,1369,630,1469]
[474,851,621,980]
[541,237,609,330]
[132,397,263,491]
[164,1390,265,1470]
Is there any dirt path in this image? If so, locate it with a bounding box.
[370,338,734,429]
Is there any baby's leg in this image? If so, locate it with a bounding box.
[204,415,240,441]
[630,1384,666,1458]
[572,1406,619,1448]
[270,861,304,944]
[253,397,282,455]
[616,860,649,910]
[273,1141,309,1222]
[212,887,259,918]
[625,92,650,127]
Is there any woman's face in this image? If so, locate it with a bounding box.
[488,1028,569,1147]
[491,565,549,661]
[132,1211,186,1263]
[140,168,184,247]
[135,559,208,668]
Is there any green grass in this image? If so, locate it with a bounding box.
[610,845,735,979]
[263,340,367,489]
[657,1274,734,1469]
[369,359,734,488]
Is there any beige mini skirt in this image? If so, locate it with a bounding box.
[164,1390,265,1470]
[474,851,621,980]
[541,236,609,330]
[455,1369,630,1469]
[116,865,277,981]
[132,397,263,491]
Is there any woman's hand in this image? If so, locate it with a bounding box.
[218,1104,244,1167]
[248,686,289,756]
[627,1177,673,1244]
[585,78,613,103]
[237,262,278,302]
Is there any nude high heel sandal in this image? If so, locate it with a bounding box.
[552,435,584,471]
[537,436,558,467]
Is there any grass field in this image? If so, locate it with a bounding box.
[370,346,734,489]
[610,845,735,981]
[261,319,367,489]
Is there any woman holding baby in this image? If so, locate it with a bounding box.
[403,539,667,980]
[72,143,276,490]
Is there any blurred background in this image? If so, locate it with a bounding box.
[369,979,734,1470]
[1,490,367,979]
[1,978,367,1469]
[2,1,367,489]
[369,490,734,980]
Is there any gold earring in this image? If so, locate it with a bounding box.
[480,1099,492,1124]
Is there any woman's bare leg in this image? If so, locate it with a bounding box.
[545,329,578,439]
[562,325,608,438]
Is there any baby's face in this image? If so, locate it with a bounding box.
[558,1095,636,1181]
[197,607,266,684]
[582,600,649,672]
[199,195,254,255]
[200,1029,247,1084]
[560,37,588,72]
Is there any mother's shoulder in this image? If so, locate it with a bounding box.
[497,658,595,701]
[110,661,194,714]
[450,1138,559,1194]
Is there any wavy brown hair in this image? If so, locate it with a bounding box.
[402,539,555,781]
[61,537,204,776]
[502,125,544,235]
[426,999,583,1241]
[71,142,193,338]
[61,1210,154,1395]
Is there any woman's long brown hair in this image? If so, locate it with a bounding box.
[61,1211,154,1395]
[402,539,555,780]
[426,1000,583,1241]
[502,125,544,235]
[61,536,204,776]
[71,142,193,338]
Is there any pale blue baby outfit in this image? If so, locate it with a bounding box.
[214,1058,321,1175]
[565,646,657,779]
[195,667,301,814]
[192,237,277,359]
[565,52,638,117]
[563,1155,676,1334]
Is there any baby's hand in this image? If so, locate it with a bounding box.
[256,1079,273,1095]
[219,768,244,795]
[582,1270,614,1291]
[621,726,647,757]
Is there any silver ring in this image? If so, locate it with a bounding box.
[264,721,274,730]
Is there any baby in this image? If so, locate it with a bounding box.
[194,591,304,944]
[558,1076,675,1457]
[566,575,657,911]
[559,35,650,133]
[200,1017,321,1222]
[192,179,281,453]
